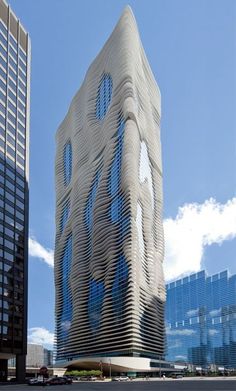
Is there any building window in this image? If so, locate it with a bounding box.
[85,170,101,232]
[88,278,104,333]
[139,141,154,210]
[58,234,73,346]
[63,141,72,187]
[96,74,112,120]
[112,254,129,319]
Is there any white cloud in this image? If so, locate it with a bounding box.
[175,355,187,361]
[208,329,219,336]
[61,320,71,331]
[168,340,182,349]
[164,197,236,281]
[187,309,198,317]
[166,328,196,336]
[209,309,221,317]
[29,237,54,267]
[28,327,54,347]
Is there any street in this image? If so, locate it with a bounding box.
[1,379,236,391]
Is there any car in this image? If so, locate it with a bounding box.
[112,376,129,381]
[171,373,183,379]
[89,376,97,381]
[28,378,47,386]
[46,377,67,385]
[28,378,38,385]
[79,376,98,381]
[62,376,73,384]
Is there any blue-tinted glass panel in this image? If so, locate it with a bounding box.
[108,116,130,318]
[88,278,105,333]
[0,21,7,37]
[58,235,73,344]
[112,255,129,318]
[166,270,236,368]
[0,44,7,59]
[10,35,17,52]
[19,48,27,63]
[85,170,101,232]
[96,74,113,120]
[111,196,123,223]
[63,141,72,186]
[108,119,125,198]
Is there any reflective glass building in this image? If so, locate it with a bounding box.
[0,0,30,382]
[166,270,236,368]
[55,7,166,374]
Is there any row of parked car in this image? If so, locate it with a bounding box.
[28,376,73,386]
[112,376,130,381]
[28,375,133,385]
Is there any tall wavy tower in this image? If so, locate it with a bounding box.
[55,6,165,373]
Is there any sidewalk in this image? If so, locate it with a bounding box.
[130,376,236,381]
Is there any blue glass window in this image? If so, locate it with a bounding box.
[107,116,130,318]
[63,141,72,186]
[0,55,6,70]
[10,35,17,52]
[108,119,125,198]
[58,234,73,342]
[166,270,236,368]
[0,21,7,38]
[85,170,101,232]
[0,44,7,59]
[88,278,105,333]
[112,255,129,319]
[19,48,27,63]
[0,67,6,81]
[96,74,113,120]
[0,32,7,49]
[0,79,6,91]
[111,196,123,223]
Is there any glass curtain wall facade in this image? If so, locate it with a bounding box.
[55,7,165,373]
[166,270,236,369]
[0,0,30,382]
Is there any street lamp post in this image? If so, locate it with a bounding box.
[100,359,103,379]
[109,359,112,379]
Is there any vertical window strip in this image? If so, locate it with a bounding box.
[96,74,113,120]
[63,141,72,187]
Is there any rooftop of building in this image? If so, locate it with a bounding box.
[166,269,236,289]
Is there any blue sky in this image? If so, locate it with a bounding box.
[8,0,236,347]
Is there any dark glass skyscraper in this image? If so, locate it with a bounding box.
[0,0,30,382]
[166,270,236,369]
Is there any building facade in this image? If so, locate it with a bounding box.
[166,270,236,369]
[9,343,53,372]
[55,7,165,374]
[26,344,53,368]
[26,344,44,368]
[43,347,53,368]
[0,0,30,382]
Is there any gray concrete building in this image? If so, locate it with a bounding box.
[8,344,53,377]
[26,344,53,368]
[26,344,44,368]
